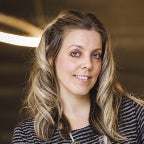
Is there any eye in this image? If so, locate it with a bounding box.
[93,53,102,59]
[70,51,80,57]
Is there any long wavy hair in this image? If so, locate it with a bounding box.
[23,10,143,142]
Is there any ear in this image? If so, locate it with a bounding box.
[46,45,53,65]
[47,57,53,66]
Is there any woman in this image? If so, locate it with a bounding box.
[12,10,144,143]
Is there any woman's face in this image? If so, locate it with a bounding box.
[55,29,102,98]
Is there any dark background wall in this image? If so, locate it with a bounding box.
[0,0,144,143]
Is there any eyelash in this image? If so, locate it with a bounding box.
[70,51,102,59]
[70,51,80,57]
[93,53,102,59]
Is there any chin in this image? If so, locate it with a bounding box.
[74,90,90,97]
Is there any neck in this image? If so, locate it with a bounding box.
[62,93,90,114]
[61,93,91,130]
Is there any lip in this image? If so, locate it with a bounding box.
[73,74,91,81]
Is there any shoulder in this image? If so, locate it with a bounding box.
[121,96,144,111]
[118,96,144,142]
[120,96,144,126]
[12,118,42,143]
[14,118,35,134]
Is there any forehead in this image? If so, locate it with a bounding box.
[63,28,101,38]
[61,29,102,48]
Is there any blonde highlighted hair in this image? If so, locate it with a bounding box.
[23,10,143,142]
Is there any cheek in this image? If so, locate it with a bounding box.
[56,56,65,74]
[93,62,102,76]
[56,55,74,75]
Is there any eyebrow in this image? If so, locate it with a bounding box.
[68,44,102,51]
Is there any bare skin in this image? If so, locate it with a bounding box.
[55,29,102,130]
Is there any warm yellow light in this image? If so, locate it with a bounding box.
[0,32,41,47]
[0,14,42,36]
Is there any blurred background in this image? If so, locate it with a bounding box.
[0,0,144,143]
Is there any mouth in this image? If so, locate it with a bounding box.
[73,75,91,80]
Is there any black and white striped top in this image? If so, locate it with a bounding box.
[12,97,144,144]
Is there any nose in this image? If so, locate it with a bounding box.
[81,56,92,70]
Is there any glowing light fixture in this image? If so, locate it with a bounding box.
[0,32,41,47]
[0,13,43,47]
[0,14,42,36]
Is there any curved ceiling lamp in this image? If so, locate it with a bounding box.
[0,32,41,47]
[0,14,42,47]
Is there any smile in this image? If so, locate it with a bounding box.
[74,75,91,80]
